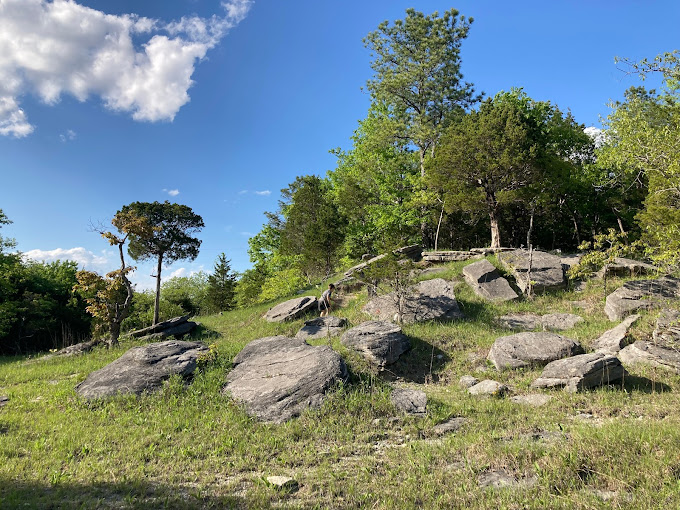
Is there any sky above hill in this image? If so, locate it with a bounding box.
[1,0,678,290]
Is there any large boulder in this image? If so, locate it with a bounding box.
[344,254,387,277]
[653,309,680,344]
[619,341,680,373]
[75,340,208,399]
[263,296,318,323]
[462,259,518,302]
[592,314,640,354]
[531,353,627,392]
[597,257,657,278]
[394,244,423,262]
[224,336,347,423]
[362,278,463,324]
[129,315,198,341]
[488,332,584,370]
[341,320,410,366]
[296,316,347,340]
[498,313,583,331]
[422,251,482,263]
[498,249,566,293]
[604,276,680,321]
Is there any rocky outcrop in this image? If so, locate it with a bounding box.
[340,321,410,366]
[592,314,640,354]
[344,254,387,277]
[295,316,347,340]
[422,251,482,263]
[263,296,318,323]
[619,341,680,373]
[462,259,518,302]
[224,336,348,423]
[531,353,627,392]
[498,249,566,293]
[604,276,680,321]
[391,388,426,415]
[362,278,463,324]
[488,332,584,370]
[597,257,657,278]
[470,247,514,255]
[653,309,680,344]
[129,315,198,341]
[468,379,508,396]
[394,244,423,262]
[498,313,583,331]
[75,341,208,399]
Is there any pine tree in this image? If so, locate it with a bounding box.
[206,253,237,313]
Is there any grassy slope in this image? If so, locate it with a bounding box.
[1,259,680,509]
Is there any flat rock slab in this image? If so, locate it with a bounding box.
[498,249,566,293]
[470,247,515,255]
[604,276,680,321]
[510,394,553,407]
[266,476,299,492]
[619,341,680,373]
[463,259,518,302]
[654,309,680,344]
[263,296,318,323]
[139,320,198,342]
[433,417,467,435]
[341,321,410,366]
[362,278,463,324]
[391,388,426,415]
[498,313,583,331]
[75,341,208,399]
[531,353,627,392]
[468,379,508,396]
[224,336,347,423]
[394,244,422,261]
[296,316,347,340]
[488,332,584,370]
[598,257,657,278]
[129,315,193,338]
[344,254,386,277]
[592,314,640,354]
[422,251,482,262]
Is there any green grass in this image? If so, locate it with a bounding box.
[1,259,680,508]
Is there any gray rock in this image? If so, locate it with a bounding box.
[422,251,481,263]
[394,244,423,262]
[459,375,479,388]
[477,470,538,489]
[468,379,508,396]
[344,254,386,277]
[592,314,640,354]
[266,476,299,492]
[138,320,198,342]
[531,353,627,392]
[296,316,347,340]
[498,313,583,331]
[462,259,518,302]
[361,253,376,261]
[341,321,410,366]
[75,341,208,399]
[498,249,566,293]
[362,278,463,324]
[334,277,365,294]
[433,417,467,435]
[653,309,680,344]
[597,257,657,278]
[391,388,426,415]
[470,247,515,255]
[560,254,581,272]
[488,332,584,370]
[129,315,193,338]
[604,276,680,321]
[225,336,347,423]
[0,396,8,407]
[619,341,680,373]
[510,394,553,406]
[263,296,318,323]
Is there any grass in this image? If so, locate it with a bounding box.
[1,259,680,508]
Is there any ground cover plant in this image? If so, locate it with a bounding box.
[1,258,680,509]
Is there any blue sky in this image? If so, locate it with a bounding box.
[0,0,678,290]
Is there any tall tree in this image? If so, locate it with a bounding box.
[206,253,237,312]
[116,201,204,325]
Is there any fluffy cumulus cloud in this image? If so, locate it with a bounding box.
[584,126,606,149]
[0,0,253,137]
[23,247,110,270]
[59,129,76,142]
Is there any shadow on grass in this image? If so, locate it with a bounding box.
[623,375,672,394]
[379,334,450,384]
[454,298,496,324]
[0,478,282,510]
[190,323,221,341]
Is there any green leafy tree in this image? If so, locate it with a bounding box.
[206,253,237,312]
[115,201,204,325]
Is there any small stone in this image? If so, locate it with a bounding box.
[391,388,427,415]
[477,470,538,489]
[459,375,479,388]
[0,396,8,407]
[433,417,467,435]
[266,476,299,492]
[510,394,552,407]
[468,380,508,397]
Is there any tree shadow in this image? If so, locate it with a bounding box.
[378,334,451,384]
[622,375,672,394]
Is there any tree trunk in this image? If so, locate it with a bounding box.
[109,321,121,348]
[153,253,163,325]
[434,199,445,251]
[526,205,535,249]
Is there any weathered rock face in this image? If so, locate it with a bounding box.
[653,309,680,344]
[224,336,347,423]
[619,341,680,373]
[344,254,386,277]
[391,388,426,415]
[462,259,518,302]
[422,251,482,263]
[488,332,584,370]
[560,254,581,272]
[498,313,583,331]
[498,249,566,293]
[531,353,627,392]
[604,276,680,321]
[468,379,508,396]
[129,315,198,341]
[362,278,463,324]
[75,341,208,399]
[597,257,657,278]
[263,296,318,323]
[295,316,347,340]
[341,321,410,366]
[470,247,514,255]
[592,314,640,354]
[394,244,423,262]
[510,394,552,407]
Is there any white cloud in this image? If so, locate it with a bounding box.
[584,126,606,149]
[169,267,187,278]
[254,190,271,196]
[163,188,180,196]
[23,246,109,270]
[59,129,76,142]
[0,0,253,137]
[238,190,248,195]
